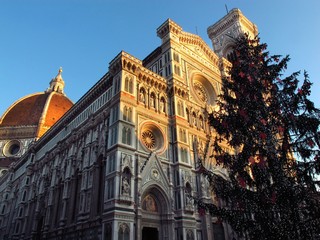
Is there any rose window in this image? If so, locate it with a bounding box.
[142,130,156,149]
[194,82,208,102]
[191,74,217,105]
[140,122,166,153]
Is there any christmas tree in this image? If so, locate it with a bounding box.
[197,35,320,239]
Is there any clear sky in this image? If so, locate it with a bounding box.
[0,0,319,117]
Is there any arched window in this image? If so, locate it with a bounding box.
[128,79,133,93]
[1,204,6,214]
[128,108,132,122]
[125,77,129,92]
[186,108,190,123]
[177,101,184,117]
[118,223,130,240]
[122,127,127,144]
[123,106,128,121]
[180,148,188,163]
[125,77,134,94]
[22,191,27,202]
[123,106,132,122]
[122,127,132,145]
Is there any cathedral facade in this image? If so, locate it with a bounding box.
[0,9,257,240]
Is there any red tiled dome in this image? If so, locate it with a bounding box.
[0,91,73,138]
[0,68,73,138]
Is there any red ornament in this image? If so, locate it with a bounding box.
[259,132,267,140]
[238,176,246,188]
[198,208,206,216]
[298,88,303,95]
[271,192,277,204]
[257,156,266,168]
[260,119,267,126]
[221,121,228,128]
[239,72,246,78]
[239,109,248,119]
[248,156,255,164]
[278,126,284,133]
[308,140,315,148]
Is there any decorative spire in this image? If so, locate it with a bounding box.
[47,67,65,94]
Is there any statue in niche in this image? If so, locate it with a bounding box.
[122,176,130,195]
[139,90,145,103]
[150,94,155,107]
[160,98,165,112]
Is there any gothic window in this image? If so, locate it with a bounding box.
[179,129,187,143]
[15,222,20,234]
[18,207,23,217]
[175,190,181,209]
[177,101,184,117]
[110,126,118,146]
[186,108,190,123]
[111,105,119,123]
[174,65,180,76]
[96,155,105,215]
[123,106,132,122]
[173,52,180,62]
[124,77,134,94]
[123,106,128,121]
[165,64,171,76]
[180,148,188,163]
[25,177,30,185]
[107,178,115,199]
[121,167,131,195]
[114,77,121,95]
[164,51,171,63]
[1,204,6,214]
[118,223,130,240]
[128,108,132,122]
[108,153,116,173]
[22,191,27,202]
[122,127,132,145]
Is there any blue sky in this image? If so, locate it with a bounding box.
[0,0,319,116]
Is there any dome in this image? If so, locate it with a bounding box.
[0,68,73,139]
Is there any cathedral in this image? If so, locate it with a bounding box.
[0,9,257,240]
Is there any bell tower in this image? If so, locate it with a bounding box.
[207,8,258,59]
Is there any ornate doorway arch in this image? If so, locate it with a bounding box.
[140,186,173,240]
